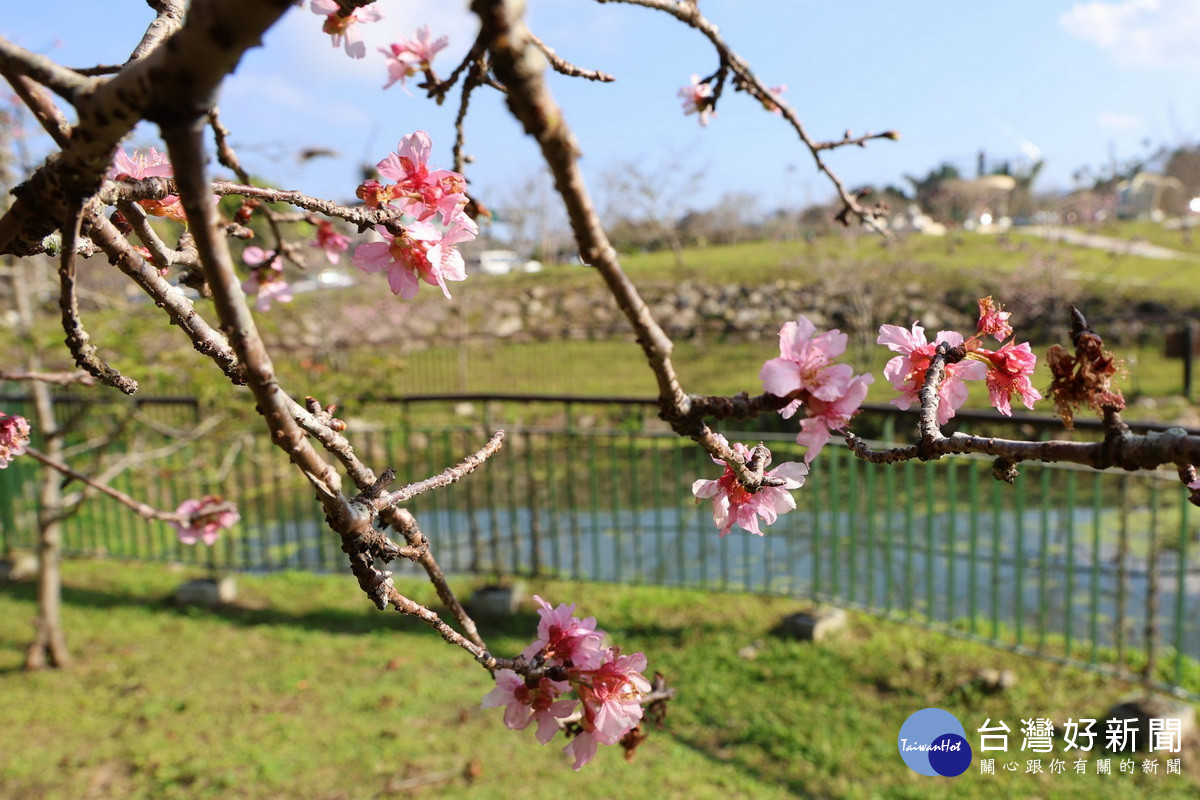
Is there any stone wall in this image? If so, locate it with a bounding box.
[274,276,1188,352]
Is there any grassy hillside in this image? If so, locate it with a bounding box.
[1,560,1196,799]
[5,224,1197,426]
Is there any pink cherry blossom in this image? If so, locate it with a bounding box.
[521,595,606,669]
[977,296,1014,342]
[563,731,600,771]
[0,413,31,468]
[375,131,469,223]
[351,221,439,298]
[564,648,651,769]
[481,669,577,744]
[691,434,808,537]
[242,245,279,270]
[794,373,874,463]
[980,342,1041,416]
[381,26,449,91]
[240,246,293,311]
[310,0,382,59]
[242,272,294,312]
[760,316,854,417]
[423,216,474,296]
[108,147,186,222]
[878,322,986,425]
[312,220,351,265]
[170,496,239,546]
[678,74,714,126]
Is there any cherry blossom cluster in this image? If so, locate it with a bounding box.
[308,1,448,96]
[691,434,808,536]
[107,147,297,310]
[693,300,1039,537]
[351,131,477,299]
[879,296,1041,423]
[381,26,448,92]
[170,496,240,546]
[481,596,651,770]
[240,246,294,312]
[760,316,874,463]
[0,412,31,469]
[108,147,186,222]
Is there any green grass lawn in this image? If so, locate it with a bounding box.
[1,560,1197,799]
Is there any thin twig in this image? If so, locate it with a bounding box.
[85,211,246,384]
[209,107,296,265]
[376,431,505,509]
[595,0,893,231]
[813,129,900,152]
[24,445,186,523]
[0,368,95,386]
[528,31,615,82]
[118,201,184,270]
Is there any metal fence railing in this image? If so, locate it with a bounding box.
[1,394,1197,697]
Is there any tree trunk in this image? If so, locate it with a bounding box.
[25,481,71,670]
[11,259,71,669]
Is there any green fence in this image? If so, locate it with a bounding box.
[1,394,1197,697]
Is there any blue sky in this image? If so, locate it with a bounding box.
[5,1,1200,214]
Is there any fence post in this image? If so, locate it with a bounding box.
[1184,322,1196,402]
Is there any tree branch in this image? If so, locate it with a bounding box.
[0,368,95,386]
[376,431,505,509]
[58,200,139,394]
[595,0,893,231]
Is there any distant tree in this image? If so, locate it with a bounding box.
[601,158,705,269]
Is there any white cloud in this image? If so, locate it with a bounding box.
[1061,0,1200,71]
[1097,111,1143,131]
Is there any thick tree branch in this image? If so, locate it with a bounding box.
[475,0,771,487]
[0,0,295,256]
[126,0,187,63]
[0,37,95,102]
[847,343,1200,481]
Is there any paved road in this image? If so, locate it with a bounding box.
[1021,225,1200,262]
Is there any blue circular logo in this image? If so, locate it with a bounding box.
[898,708,972,777]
